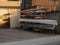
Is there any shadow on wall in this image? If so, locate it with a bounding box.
[0,13,10,28]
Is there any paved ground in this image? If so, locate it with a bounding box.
[0,29,58,43]
[0,35,60,45]
[42,41,60,45]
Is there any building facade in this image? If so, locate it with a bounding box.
[21,0,60,26]
[21,0,59,11]
[21,0,32,9]
[0,0,20,28]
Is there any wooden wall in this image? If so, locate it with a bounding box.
[32,0,59,11]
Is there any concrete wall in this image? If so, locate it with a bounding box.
[10,11,20,28]
[8,8,20,28]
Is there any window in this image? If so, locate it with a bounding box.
[8,0,19,1]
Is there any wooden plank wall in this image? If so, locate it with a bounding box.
[32,0,59,11]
